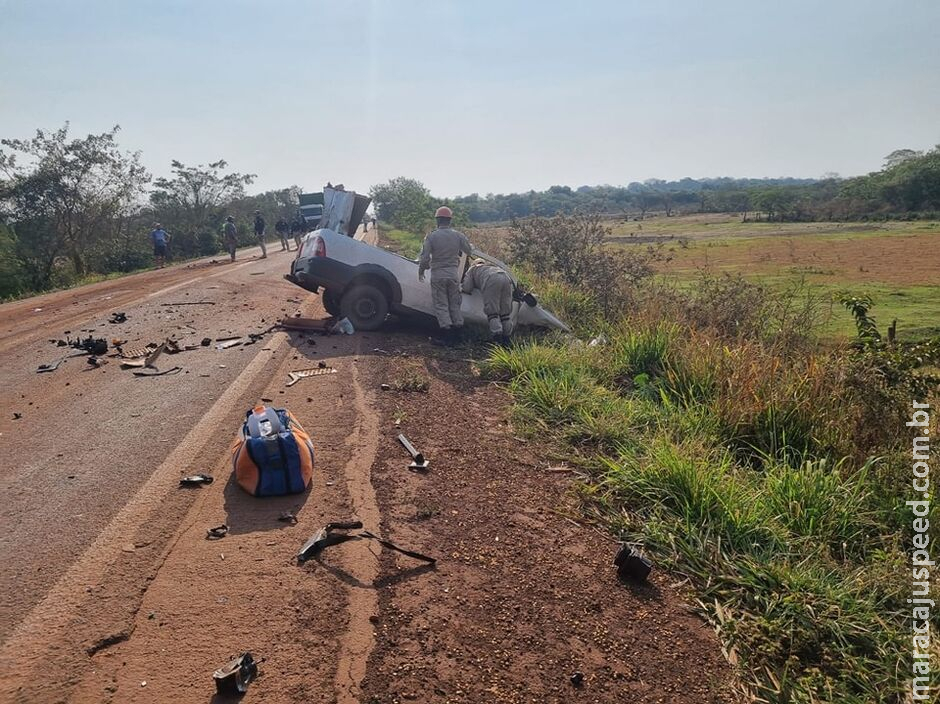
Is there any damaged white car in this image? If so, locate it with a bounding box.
[285,190,569,333]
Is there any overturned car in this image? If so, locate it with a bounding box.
[284,189,569,333]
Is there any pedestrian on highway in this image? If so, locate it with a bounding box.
[253,210,267,259]
[290,216,306,251]
[150,223,170,269]
[461,259,514,346]
[275,216,290,251]
[418,206,472,346]
[223,216,238,262]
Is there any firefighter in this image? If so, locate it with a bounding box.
[462,259,514,345]
[418,206,472,345]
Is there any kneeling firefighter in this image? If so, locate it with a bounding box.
[461,259,514,345]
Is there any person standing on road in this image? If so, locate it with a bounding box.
[223,216,238,262]
[253,210,267,259]
[275,216,290,251]
[418,206,472,345]
[290,216,306,251]
[461,259,514,346]
[150,223,170,269]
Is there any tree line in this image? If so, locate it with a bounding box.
[0,124,303,298]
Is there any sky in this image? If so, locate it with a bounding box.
[1,0,938,197]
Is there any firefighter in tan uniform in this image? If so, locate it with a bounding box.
[462,259,514,345]
[418,206,472,345]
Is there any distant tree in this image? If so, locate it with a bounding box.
[370,177,432,234]
[150,160,255,256]
[0,124,149,288]
[883,149,922,170]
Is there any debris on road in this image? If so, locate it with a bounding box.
[108,312,127,324]
[233,406,314,496]
[380,383,391,391]
[398,434,429,471]
[215,337,243,350]
[12,412,22,420]
[200,337,212,347]
[132,366,182,377]
[120,343,165,369]
[286,366,337,387]
[87,356,107,368]
[206,524,229,540]
[614,544,652,582]
[213,652,259,696]
[297,520,436,565]
[330,317,355,335]
[73,336,108,355]
[278,510,298,525]
[160,301,216,306]
[37,356,71,373]
[179,474,214,487]
[570,671,585,688]
[279,316,330,332]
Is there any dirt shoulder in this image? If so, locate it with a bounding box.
[357,339,738,703]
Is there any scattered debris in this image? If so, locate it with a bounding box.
[108,312,127,324]
[120,343,165,369]
[286,366,337,386]
[570,672,585,688]
[133,366,182,377]
[614,544,652,582]
[206,524,229,540]
[200,337,212,347]
[279,316,330,331]
[164,338,198,354]
[216,338,243,350]
[213,652,259,696]
[87,356,107,368]
[398,434,429,471]
[12,412,22,421]
[37,356,71,373]
[297,520,436,565]
[73,336,108,355]
[278,511,298,525]
[330,317,355,335]
[380,383,391,391]
[179,474,213,487]
[160,301,215,306]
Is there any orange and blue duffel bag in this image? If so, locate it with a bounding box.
[232,405,314,497]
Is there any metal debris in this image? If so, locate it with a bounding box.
[206,524,229,540]
[73,336,108,355]
[108,312,127,324]
[286,366,337,386]
[179,474,214,487]
[213,652,258,696]
[160,301,216,306]
[297,520,436,565]
[215,338,243,350]
[278,511,298,525]
[614,544,652,582]
[398,434,429,471]
[132,366,182,377]
[279,316,330,332]
[201,337,212,347]
[120,343,166,369]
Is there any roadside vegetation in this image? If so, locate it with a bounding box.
[482,214,940,703]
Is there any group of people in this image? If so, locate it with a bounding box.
[150,212,309,267]
[418,206,514,347]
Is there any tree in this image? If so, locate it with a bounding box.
[150,160,255,257]
[883,149,922,170]
[369,177,433,234]
[0,124,149,285]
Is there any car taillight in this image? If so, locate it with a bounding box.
[313,236,326,257]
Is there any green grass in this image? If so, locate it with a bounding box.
[382,228,423,259]
[484,320,940,703]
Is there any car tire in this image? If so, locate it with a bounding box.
[322,289,341,317]
[340,284,389,331]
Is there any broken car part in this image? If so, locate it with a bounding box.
[286,366,337,386]
[72,336,108,355]
[297,520,436,565]
[108,312,127,324]
[278,316,330,332]
[132,366,182,377]
[614,544,652,582]
[397,434,429,471]
[160,301,216,306]
[179,474,214,487]
[213,652,258,696]
[206,524,229,540]
[215,338,243,350]
[278,511,298,525]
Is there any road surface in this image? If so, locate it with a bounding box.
[0,239,737,703]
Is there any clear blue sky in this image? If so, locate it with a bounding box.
[1,0,938,197]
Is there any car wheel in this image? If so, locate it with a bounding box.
[322,289,341,316]
[340,284,389,331]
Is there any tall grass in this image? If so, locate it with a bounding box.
[484,278,940,703]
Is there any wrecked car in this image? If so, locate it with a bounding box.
[285,189,569,332]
